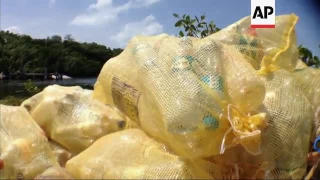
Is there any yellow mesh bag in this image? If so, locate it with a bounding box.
[93,33,269,158]
[316,108,320,137]
[34,167,73,180]
[93,14,300,159]
[207,70,314,179]
[295,59,308,69]
[210,14,299,74]
[292,68,320,137]
[292,68,320,110]
[259,70,313,179]
[207,145,266,179]
[49,141,73,167]
[0,105,59,179]
[21,85,129,154]
[65,129,235,179]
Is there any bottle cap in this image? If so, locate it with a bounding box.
[313,136,320,153]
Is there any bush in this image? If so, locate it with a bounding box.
[0,96,26,106]
[24,79,40,94]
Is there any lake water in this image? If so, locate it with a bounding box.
[0,78,97,99]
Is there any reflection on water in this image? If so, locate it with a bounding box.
[0,78,97,99]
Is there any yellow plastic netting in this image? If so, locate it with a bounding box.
[210,14,299,74]
[93,33,267,159]
[259,70,313,179]
[292,68,320,137]
[295,59,308,69]
[0,105,59,179]
[293,68,320,111]
[34,167,73,180]
[205,69,314,179]
[21,85,129,154]
[49,141,73,167]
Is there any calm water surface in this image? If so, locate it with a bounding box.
[0,78,97,99]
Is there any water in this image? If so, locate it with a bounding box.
[0,78,97,99]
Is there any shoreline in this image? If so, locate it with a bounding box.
[0,78,96,100]
[0,77,97,81]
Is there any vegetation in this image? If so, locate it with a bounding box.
[173,13,220,38]
[24,79,40,94]
[0,96,26,106]
[173,13,320,68]
[0,31,123,77]
[298,45,320,68]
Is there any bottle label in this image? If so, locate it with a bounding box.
[111,77,141,124]
[200,74,224,92]
[230,25,264,69]
[171,55,194,73]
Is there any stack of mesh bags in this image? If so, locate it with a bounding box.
[1,84,134,179]
[0,105,72,179]
[86,13,316,179]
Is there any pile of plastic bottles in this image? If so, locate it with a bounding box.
[0,14,319,180]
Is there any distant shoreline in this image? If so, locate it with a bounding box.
[0,77,96,99]
[0,76,97,81]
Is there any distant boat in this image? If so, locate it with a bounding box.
[51,74,72,80]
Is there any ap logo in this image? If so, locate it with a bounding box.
[251,0,275,28]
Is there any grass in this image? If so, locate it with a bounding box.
[0,82,93,106]
[0,96,28,106]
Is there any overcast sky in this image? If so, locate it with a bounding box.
[1,0,319,56]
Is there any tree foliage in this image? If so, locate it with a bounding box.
[24,79,40,94]
[0,31,123,77]
[173,13,220,38]
[298,45,320,68]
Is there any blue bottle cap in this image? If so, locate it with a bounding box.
[313,136,320,153]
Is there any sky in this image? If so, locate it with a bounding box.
[1,0,319,56]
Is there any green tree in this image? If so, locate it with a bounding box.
[24,79,40,94]
[0,30,123,77]
[111,48,123,57]
[173,13,220,38]
[51,35,62,42]
[298,45,320,67]
[64,34,74,41]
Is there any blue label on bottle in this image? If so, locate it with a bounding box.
[171,55,195,73]
[200,74,224,92]
[203,115,219,130]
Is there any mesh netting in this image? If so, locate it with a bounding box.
[293,68,320,110]
[21,85,129,154]
[295,59,308,70]
[259,70,313,179]
[0,105,59,179]
[92,14,314,179]
[292,68,320,137]
[34,166,73,180]
[210,14,299,73]
[205,70,314,179]
[94,32,267,159]
[49,141,73,167]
